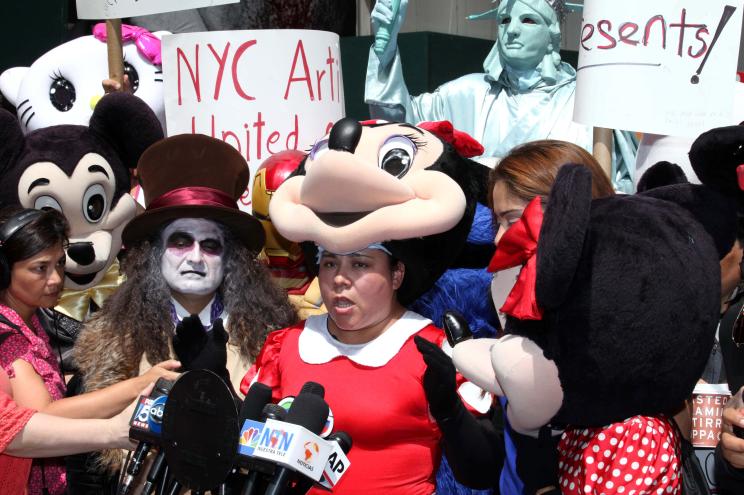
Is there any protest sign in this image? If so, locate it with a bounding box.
[76,0,239,20]
[574,0,744,136]
[162,30,344,212]
[691,383,731,492]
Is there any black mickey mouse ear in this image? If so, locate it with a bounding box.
[636,161,689,192]
[536,164,593,310]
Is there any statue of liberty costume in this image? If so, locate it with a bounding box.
[365,0,637,192]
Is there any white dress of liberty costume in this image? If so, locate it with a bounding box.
[365,0,638,192]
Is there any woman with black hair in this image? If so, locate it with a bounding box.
[0,207,179,495]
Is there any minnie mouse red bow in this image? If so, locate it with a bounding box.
[488,197,544,320]
[417,121,485,158]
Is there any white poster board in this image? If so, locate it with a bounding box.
[574,0,744,137]
[162,30,345,212]
[76,0,239,20]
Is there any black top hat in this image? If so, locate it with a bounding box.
[122,134,265,252]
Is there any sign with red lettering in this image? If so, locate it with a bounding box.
[76,0,239,20]
[691,383,730,448]
[161,30,344,212]
[574,0,743,136]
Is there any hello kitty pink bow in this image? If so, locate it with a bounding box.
[93,23,162,65]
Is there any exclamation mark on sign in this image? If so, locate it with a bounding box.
[691,5,736,84]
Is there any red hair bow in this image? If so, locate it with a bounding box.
[488,197,544,320]
[417,121,485,158]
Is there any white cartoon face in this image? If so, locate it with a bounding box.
[0,33,167,133]
[16,154,138,290]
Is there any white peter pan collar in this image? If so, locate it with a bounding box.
[298,311,432,367]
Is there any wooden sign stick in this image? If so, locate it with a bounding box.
[105,19,125,86]
[593,126,613,179]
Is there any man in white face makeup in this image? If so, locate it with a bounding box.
[70,135,297,486]
[160,218,226,319]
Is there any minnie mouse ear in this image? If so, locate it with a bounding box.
[535,164,593,310]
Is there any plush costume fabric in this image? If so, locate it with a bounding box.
[635,161,689,193]
[529,169,721,426]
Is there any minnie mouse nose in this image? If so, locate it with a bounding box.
[328,118,362,153]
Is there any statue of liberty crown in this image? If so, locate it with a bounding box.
[469,0,568,22]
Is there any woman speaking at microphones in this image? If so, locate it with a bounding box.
[241,119,508,494]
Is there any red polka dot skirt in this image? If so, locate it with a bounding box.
[558,415,681,495]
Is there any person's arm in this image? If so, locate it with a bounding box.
[9,358,179,419]
[6,383,153,457]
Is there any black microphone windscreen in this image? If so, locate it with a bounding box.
[285,393,329,435]
[153,377,175,396]
[299,381,325,398]
[261,403,287,421]
[239,382,273,423]
[327,431,352,453]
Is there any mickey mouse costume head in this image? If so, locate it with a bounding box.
[268,117,489,305]
[0,92,163,313]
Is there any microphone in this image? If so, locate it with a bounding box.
[291,431,353,494]
[239,404,287,495]
[239,382,273,426]
[262,386,330,495]
[317,432,352,491]
[120,377,175,495]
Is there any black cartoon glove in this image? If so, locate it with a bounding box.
[414,335,459,421]
[173,316,230,384]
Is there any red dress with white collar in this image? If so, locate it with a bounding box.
[241,311,487,495]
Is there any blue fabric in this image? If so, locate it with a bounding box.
[499,396,525,495]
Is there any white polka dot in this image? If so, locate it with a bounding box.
[591,473,598,482]
[627,445,634,453]
[666,487,673,493]
[593,445,600,453]
[642,437,649,445]
[618,487,625,494]
[587,456,594,464]
[656,489,664,495]
[570,482,575,490]
[562,478,568,487]
[598,432,606,441]
[636,478,643,486]
[613,468,621,477]
[606,481,615,489]
[584,485,592,493]
[619,440,625,448]
[644,477,652,486]
[662,476,668,483]
[662,442,669,449]
[625,474,633,482]
[610,437,618,446]
[598,477,603,484]
[604,449,611,458]
[616,426,625,434]
[633,433,640,440]
[598,462,605,470]
[661,453,669,462]
[631,461,640,470]
[638,449,645,457]
[642,466,648,474]
[559,461,564,468]
[620,457,628,465]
